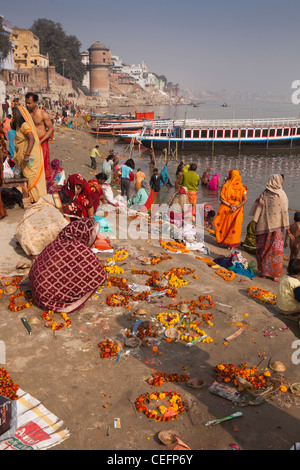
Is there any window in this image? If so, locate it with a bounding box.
[209,129,214,138]
[269,129,275,137]
[241,129,246,138]
[224,130,231,138]
[262,129,268,137]
[232,130,238,138]
[193,130,199,138]
[255,129,261,138]
[277,128,282,137]
[217,129,223,138]
[297,128,300,135]
[201,130,207,138]
[284,128,289,136]
[185,130,191,138]
[247,129,253,138]
[291,128,296,136]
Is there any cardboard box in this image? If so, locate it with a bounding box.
[0,395,12,436]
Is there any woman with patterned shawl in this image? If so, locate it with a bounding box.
[61,173,94,219]
[214,170,248,248]
[12,105,47,202]
[29,218,106,313]
[249,174,292,281]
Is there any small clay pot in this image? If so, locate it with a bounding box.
[158,430,180,447]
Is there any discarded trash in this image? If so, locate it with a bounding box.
[225,327,246,342]
[0,341,6,364]
[21,318,32,336]
[186,334,208,347]
[203,411,243,427]
[209,381,266,406]
[147,290,167,301]
[114,418,121,428]
[290,442,300,450]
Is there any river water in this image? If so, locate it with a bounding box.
[97,101,300,237]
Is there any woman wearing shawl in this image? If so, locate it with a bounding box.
[167,186,190,224]
[16,191,71,257]
[201,168,211,186]
[249,174,292,281]
[88,176,105,211]
[214,170,248,248]
[12,105,47,202]
[160,165,173,187]
[208,173,220,191]
[62,173,94,219]
[47,159,66,192]
[127,179,151,210]
[29,218,106,313]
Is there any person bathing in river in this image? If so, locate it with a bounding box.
[285,211,300,260]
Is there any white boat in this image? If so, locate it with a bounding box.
[135,117,300,150]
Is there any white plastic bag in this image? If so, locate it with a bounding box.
[3,159,14,179]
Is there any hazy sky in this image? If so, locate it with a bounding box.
[1,0,299,95]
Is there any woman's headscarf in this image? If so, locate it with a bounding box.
[62,174,94,217]
[141,179,150,195]
[88,178,104,211]
[220,170,246,204]
[249,174,289,234]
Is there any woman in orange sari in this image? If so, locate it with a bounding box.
[214,170,248,248]
[12,105,47,203]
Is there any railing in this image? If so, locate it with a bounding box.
[142,117,300,130]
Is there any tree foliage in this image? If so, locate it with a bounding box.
[0,17,13,60]
[31,18,86,86]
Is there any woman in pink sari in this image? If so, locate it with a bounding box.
[28,218,106,313]
[208,173,219,191]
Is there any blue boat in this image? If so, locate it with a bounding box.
[135,117,300,150]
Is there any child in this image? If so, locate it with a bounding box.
[277,258,300,324]
[285,211,300,259]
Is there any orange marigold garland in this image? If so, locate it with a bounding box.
[214,362,266,389]
[215,268,235,281]
[160,240,189,253]
[248,286,277,305]
[106,292,130,307]
[98,339,120,358]
[125,324,157,346]
[0,368,19,400]
[8,291,33,311]
[147,371,189,386]
[41,311,71,330]
[135,390,185,421]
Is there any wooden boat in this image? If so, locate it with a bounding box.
[136,117,300,150]
[89,117,171,137]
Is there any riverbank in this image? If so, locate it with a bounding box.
[0,125,299,452]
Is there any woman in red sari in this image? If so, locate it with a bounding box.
[28,218,106,313]
[62,174,94,219]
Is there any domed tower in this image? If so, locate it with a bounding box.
[88,41,111,98]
